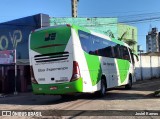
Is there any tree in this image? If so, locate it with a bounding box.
[105,30,115,39]
[118,31,137,46]
[118,31,137,51]
[118,31,127,41]
[125,39,137,46]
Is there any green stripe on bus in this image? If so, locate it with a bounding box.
[111,38,124,45]
[117,59,130,84]
[84,52,102,86]
[72,24,91,35]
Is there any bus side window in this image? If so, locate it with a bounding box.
[129,49,135,65]
[79,31,92,54]
[111,46,115,58]
[113,44,121,59]
[105,46,112,58]
[121,46,130,61]
[134,54,139,62]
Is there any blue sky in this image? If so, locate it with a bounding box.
[0,0,160,51]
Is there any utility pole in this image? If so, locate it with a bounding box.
[71,0,79,18]
[138,45,144,80]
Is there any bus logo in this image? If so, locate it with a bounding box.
[45,33,56,41]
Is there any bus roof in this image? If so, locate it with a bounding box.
[70,24,130,48]
[32,24,130,48]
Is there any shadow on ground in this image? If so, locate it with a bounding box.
[0,79,159,106]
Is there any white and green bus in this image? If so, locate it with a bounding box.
[29,24,136,97]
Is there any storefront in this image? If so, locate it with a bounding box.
[0,14,49,93]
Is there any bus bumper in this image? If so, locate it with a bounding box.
[32,78,83,95]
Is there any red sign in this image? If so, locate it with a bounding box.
[0,50,16,64]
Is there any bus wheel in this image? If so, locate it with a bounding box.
[125,75,132,89]
[97,79,107,97]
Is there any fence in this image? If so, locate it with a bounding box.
[135,55,160,80]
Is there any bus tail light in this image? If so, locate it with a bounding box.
[66,24,71,27]
[31,30,35,33]
[70,61,81,82]
[30,66,38,84]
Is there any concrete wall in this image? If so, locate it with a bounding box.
[135,55,160,80]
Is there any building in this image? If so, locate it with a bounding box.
[146,27,160,52]
[50,17,138,53]
[50,17,118,38]
[0,14,50,93]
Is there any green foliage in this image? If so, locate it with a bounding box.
[105,30,115,38]
[118,31,127,41]
[118,31,137,47]
[125,39,137,46]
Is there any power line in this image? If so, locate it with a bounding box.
[1,12,160,28]
[79,11,160,18]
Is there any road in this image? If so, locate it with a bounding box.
[0,78,160,119]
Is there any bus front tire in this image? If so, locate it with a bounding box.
[97,79,107,97]
[125,75,132,89]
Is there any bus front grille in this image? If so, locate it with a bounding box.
[34,52,69,63]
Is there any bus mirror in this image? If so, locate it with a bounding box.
[134,54,139,62]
